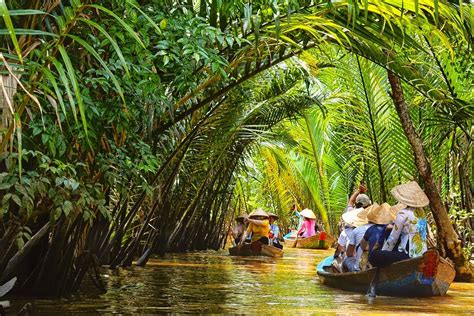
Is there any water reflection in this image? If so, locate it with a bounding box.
[6,248,474,314]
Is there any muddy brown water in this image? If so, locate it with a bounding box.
[6,248,474,314]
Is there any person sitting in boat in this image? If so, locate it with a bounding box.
[268,212,283,249]
[297,208,317,238]
[341,205,375,272]
[231,213,248,245]
[369,181,429,267]
[345,182,372,213]
[332,214,359,272]
[358,203,401,270]
[333,210,362,259]
[241,208,270,245]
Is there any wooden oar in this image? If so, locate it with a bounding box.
[293,231,300,248]
[366,267,380,302]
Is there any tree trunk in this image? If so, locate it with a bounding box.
[387,70,473,281]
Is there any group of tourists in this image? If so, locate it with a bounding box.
[231,208,283,249]
[230,180,430,273]
[333,180,430,272]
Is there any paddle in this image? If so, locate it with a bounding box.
[366,267,380,302]
[293,231,300,248]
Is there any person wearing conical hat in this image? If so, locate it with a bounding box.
[356,203,399,270]
[333,206,369,260]
[359,203,396,254]
[370,181,430,268]
[231,213,248,245]
[297,208,317,238]
[268,212,283,249]
[241,208,270,245]
[342,205,374,272]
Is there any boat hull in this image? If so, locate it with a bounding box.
[316,250,455,297]
[284,231,334,249]
[229,241,283,258]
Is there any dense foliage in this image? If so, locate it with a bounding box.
[0,0,472,295]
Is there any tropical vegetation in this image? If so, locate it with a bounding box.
[0,0,472,296]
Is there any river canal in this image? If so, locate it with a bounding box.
[7,248,474,314]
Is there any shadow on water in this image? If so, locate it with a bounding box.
[6,248,474,314]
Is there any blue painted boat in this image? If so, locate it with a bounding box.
[316,250,455,297]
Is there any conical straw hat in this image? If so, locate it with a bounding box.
[300,208,316,219]
[356,203,375,221]
[267,212,279,219]
[391,181,429,208]
[249,208,269,219]
[342,208,368,227]
[390,203,406,218]
[367,203,395,225]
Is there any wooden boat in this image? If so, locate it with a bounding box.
[229,240,283,258]
[284,231,335,249]
[316,250,455,297]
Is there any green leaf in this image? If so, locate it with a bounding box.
[0,182,13,190]
[83,210,90,222]
[0,29,58,37]
[63,200,73,216]
[43,68,68,123]
[7,9,45,16]
[78,18,130,77]
[125,0,162,35]
[16,236,24,251]
[11,194,21,207]
[87,4,145,48]
[58,45,88,139]
[0,0,23,63]
[51,58,78,123]
[2,193,12,204]
[53,207,62,221]
[67,34,126,104]
[159,19,167,30]
[70,179,79,191]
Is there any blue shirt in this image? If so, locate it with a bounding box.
[270,223,280,241]
[363,224,389,254]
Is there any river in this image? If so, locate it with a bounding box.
[7,248,474,314]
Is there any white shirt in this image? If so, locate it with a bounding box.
[345,205,363,214]
[347,223,373,270]
[348,223,373,247]
[337,227,354,250]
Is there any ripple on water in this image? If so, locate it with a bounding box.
[6,248,474,314]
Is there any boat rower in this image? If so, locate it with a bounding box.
[297,208,317,238]
[241,208,270,245]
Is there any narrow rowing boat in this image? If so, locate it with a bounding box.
[284,231,335,249]
[229,241,283,258]
[316,250,455,297]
